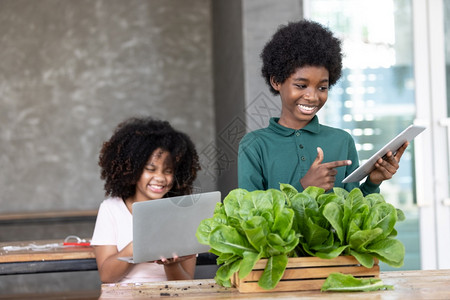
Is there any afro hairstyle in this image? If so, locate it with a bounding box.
[98,117,200,201]
[261,19,343,95]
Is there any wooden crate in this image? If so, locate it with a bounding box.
[231,255,379,293]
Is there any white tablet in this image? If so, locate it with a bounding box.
[342,124,426,183]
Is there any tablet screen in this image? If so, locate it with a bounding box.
[342,124,426,183]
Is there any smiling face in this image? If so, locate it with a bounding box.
[134,148,174,202]
[271,65,329,130]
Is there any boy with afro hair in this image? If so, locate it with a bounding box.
[238,19,408,195]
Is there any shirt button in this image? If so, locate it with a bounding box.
[301,156,306,161]
[295,132,300,136]
[299,144,304,149]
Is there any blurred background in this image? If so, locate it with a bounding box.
[0,0,449,296]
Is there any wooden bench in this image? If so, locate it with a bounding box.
[0,210,98,243]
[0,210,98,225]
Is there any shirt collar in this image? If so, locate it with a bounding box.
[269,116,320,136]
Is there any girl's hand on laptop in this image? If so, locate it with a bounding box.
[156,254,196,265]
[158,253,197,280]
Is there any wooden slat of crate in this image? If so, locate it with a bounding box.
[242,265,380,281]
[232,256,379,293]
[251,255,375,269]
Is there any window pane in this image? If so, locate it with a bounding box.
[446,0,450,117]
[309,0,419,270]
[445,0,450,203]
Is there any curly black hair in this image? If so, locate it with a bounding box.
[98,117,201,201]
[261,19,343,95]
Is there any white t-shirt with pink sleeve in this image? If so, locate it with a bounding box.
[91,197,166,283]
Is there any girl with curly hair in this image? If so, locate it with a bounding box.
[91,116,201,283]
[238,19,408,195]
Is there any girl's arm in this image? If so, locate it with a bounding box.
[160,254,197,280]
[93,242,134,283]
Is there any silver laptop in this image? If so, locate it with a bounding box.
[118,191,220,264]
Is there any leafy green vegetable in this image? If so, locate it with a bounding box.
[196,188,299,289]
[196,184,405,290]
[258,254,289,290]
[321,272,394,292]
[283,184,405,268]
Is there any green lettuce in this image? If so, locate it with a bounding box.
[196,185,405,290]
[282,184,405,268]
[196,188,299,289]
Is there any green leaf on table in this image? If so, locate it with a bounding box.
[321,272,394,292]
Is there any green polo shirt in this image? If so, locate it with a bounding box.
[238,116,380,195]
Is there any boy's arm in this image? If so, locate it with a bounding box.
[358,178,381,196]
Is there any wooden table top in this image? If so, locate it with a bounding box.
[0,239,95,263]
[100,269,450,299]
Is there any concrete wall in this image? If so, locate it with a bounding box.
[0,0,215,215]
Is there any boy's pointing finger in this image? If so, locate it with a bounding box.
[324,159,352,169]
